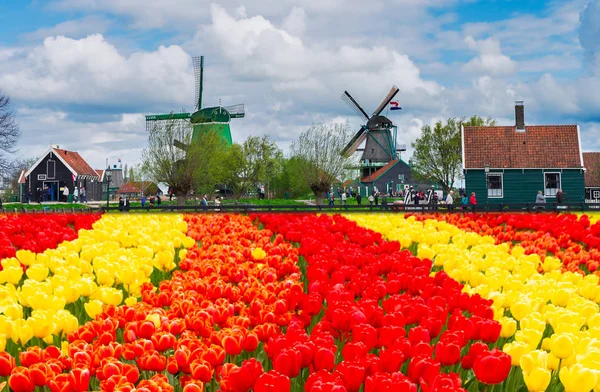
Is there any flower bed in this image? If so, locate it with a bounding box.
[1,212,599,391]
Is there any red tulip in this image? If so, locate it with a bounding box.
[273,348,302,378]
[183,383,204,392]
[223,334,244,356]
[190,359,213,383]
[69,368,91,392]
[228,358,263,392]
[473,349,511,385]
[9,367,35,392]
[435,341,461,366]
[137,351,166,372]
[0,352,15,377]
[254,370,290,392]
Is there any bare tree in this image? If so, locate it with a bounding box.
[141,119,227,205]
[291,122,353,205]
[0,89,20,174]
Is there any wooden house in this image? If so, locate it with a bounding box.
[24,147,102,202]
[462,102,585,205]
[584,152,600,203]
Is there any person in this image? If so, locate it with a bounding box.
[118,196,124,212]
[461,192,469,210]
[329,193,335,206]
[73,187,79,203]
[374,192,379,206]
[124,197,130,212]
[215,196,221,211]
[469,192,477,212]
[341,192,347,206]
[356,193,362,205]
[368,194,374,206]
[27,191,31,204]
[156,193,161,206]
[201,194,208,210]
[446,190,454,210]
[63,185,69,203]
[381,194,388,209]
[168,187,173,201]
[141,194,146,208]
[536,190,545,204]
[149,196,155,207]
[556,189,564,204]
[81,187,87,203]
[0,197,3,209]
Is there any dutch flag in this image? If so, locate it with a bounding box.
[390,101,402,111]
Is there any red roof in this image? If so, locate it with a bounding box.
[54,148,99,177]
[584,152,600,187]
[463,125,582,169]
[361,160,399,183]
[18,170,26,184]
[96,169,104,181]
[117,181,156,194]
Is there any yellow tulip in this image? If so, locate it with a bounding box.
[252,247,267,261]
[0,334,6,352]
[26,264,49,282]
[16,250,36,266]
[125,297,137,306]
[84,300,103,319]
[560,364,598,392]
[552,334,575,359]
[524,368,552,392]
[504,341,532,366]
[520,350,549,375]
[511,301,531,321]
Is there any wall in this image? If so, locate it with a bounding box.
[465,168,585,204]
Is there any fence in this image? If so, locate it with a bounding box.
[1,202,599,214]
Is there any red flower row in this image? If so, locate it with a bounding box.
[0,213,100,260]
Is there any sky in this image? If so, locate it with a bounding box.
[0,0,599,169]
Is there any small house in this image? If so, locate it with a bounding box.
[117,181,159,200]
[357,159,435,197]
[97,167,125,201]
[24,146,102,202]
[462,102,585,205]
[584,152,600,203]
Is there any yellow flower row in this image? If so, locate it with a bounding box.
[0,214,195,346]
[349,214,600,392]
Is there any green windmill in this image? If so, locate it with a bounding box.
[145,56,245,148]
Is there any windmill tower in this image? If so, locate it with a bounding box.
[341,86,406,179]
[145,56,245,148]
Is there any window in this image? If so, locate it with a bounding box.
[487,173,503,198]
[37,174,47,180]
[47,160,56,179]
[544,173,561,197]
[398,174,405,181]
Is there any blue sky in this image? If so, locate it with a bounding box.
[0,0,599,169]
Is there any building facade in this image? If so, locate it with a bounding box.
[23,147,102,202]
[584,152,600,203]
[462,102,585,205]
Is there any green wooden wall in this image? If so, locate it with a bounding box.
[464,169,585,204]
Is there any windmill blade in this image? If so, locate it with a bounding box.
[193,56,204,111]
[341,127,368,157]
[224,104,245,118]
[341,91,370,122]
[372,85,400,117]
[174,140,189,151]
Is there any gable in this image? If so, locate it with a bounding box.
[463,125,583,169]
[584,152,600,187]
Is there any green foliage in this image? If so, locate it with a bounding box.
[409,116,495,192]
[269,157,312,199]
[221,135,281,201]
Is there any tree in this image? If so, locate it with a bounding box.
[3,157,35,199]
[291,122,353,205]
[270,157,312,199]
[409,116,495,193]
[0,89,20,175]
[141,119,227,205]
[129,167,135,183]
[123,163,129,182]
[221,135,281,202]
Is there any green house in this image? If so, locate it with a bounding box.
[462,102,585,205]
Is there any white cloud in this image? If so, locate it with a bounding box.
[462,36,517,76]
[0,34,194,111]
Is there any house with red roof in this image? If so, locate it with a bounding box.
[583,152,600,202]
[462,101,585,205]
[23,146,102,202]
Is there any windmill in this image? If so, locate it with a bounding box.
[145,56,245,149]
[341,86,406,179]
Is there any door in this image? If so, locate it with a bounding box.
[43,181,59,201]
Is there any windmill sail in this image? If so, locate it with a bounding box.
[193,56,204,111]
[341,91,370,122]
[341,127,368,157]
[224,104,245,119]
[372,86,399,117]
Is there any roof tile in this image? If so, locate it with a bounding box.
[583,152,600,187]
[463,125,582,169]
[361,160,398,182]
[54,149,99,177]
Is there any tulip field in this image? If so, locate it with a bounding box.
[2,212,600,391]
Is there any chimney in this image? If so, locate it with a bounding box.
[515,101,525,131]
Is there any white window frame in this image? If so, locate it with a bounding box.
[486,173,503,198]
[544,172,561,197]
[37,174,47,180]
[47,160,56,179]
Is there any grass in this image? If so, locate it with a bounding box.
[1,203,94,211]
